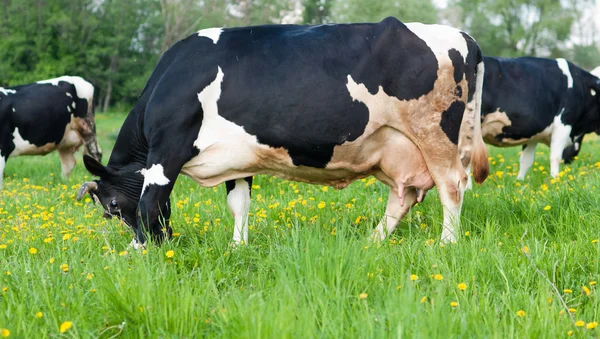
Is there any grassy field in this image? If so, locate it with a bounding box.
[1,112,599,338]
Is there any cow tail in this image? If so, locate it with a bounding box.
[469,49,489,184]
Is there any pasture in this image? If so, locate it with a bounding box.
[0,112,599,338]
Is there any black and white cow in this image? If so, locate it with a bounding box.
[480,56,600,180]
[77,18,489,246]
[0,76,102,188]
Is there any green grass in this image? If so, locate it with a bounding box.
[1,112,599,338]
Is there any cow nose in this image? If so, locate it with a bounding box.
[103,212,112,219]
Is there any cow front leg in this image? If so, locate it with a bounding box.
[550,124,572,177]
[225,177,253,245]
[517,142,537,180]
[372,187,417,241]
[136,161,180,246]
[58,148,76,179]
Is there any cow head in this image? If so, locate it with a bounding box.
[77,155,143,231]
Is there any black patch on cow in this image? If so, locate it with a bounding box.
[440,100,466,144]
[455,85,462,98]
[461,32,479,103]
[448,49,464,84]
[209,17,439,168]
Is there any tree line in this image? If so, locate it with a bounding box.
[0,0,598,111]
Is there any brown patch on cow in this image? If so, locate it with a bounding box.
[481,109,512,145]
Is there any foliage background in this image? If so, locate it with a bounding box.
[0,0,598,112]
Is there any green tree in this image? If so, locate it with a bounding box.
[303,0,332,24]
[448,0,575,57]
[331,0,438,24]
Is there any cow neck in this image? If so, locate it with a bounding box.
[106,110,147,173]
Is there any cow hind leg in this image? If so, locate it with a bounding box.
[225,177,253,245]
[372,187,417,241]
[437,178,465,243]
[550,124,572,177]
[517,142,537,180]
[58,148,76,179]
[0,155,5,189]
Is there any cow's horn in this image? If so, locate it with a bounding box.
[77,182,98,200]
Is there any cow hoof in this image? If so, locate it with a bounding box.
[229,240,246,250]
[128,238,146,250]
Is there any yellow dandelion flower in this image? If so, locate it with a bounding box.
[592,239,598,244]
[516,310,526,318]
[420,296,427,303]
[86,273,93,280]
[60,264,68,273]
[118,251,128,256]
[410,274,419,281]
[590,281,597,286]
[434,274,443,281]
[0,244,6,249]
[544,205,551,211]
[317,202,325,209]
[587,322,598,329]
[0,329,9,337]
[547,297,552,304]
[457,283,467,291]
[2,287,6,293]
[567,330,573,336]
[49,258,55,264]
[165,250,174,258]
[522,246,530,254]
[568,308,576,313]
[36,312,43,318]
[583,286,591,296]
[564,289,573,294]
[450,301,458,307]
[28,247,37,254]
[321,186,328,192]
[59,321,72,333]
[359,293,368,300]
[575,320,585,327]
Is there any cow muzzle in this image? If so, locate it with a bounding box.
[77,182,98,200]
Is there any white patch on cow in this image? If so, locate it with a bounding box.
[183,67,264,186]
[37,76,94,101]
[66,92,72,98]
[12,107,15,112]
[227,179,251,244]
[591,66,600,78]
[197,28,223,44]
[556,58,573,88]
[67,105,72,113]
[0,154,5,189]
[139,164,170,196]
[10,127,56,157]
[0,88,16,95]
[550,114,572,177]
[591,89,597,96]
[406,22,469,63]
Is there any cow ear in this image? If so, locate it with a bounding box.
[83,154,109,178]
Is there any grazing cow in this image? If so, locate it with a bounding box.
[480,56,600,180]
[77,17,489,247]
[0,76,102,188]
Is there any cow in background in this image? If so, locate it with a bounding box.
[480,56,600,180]
[0,76,102,188]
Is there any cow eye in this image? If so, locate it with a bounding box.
[110,199,118,208]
